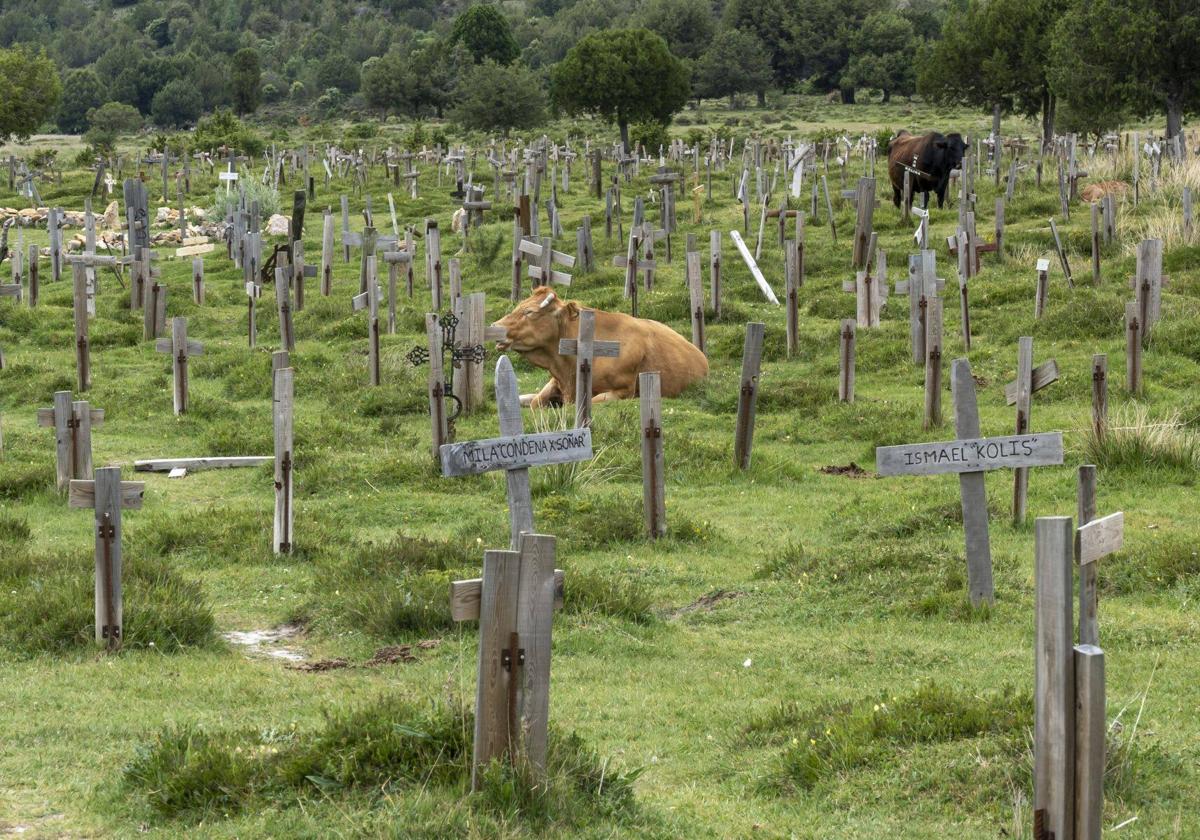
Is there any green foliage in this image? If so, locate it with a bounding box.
[123,694,647,831]
[56,69,105,134]
[192,110,264,157]
[629,119,670,153]
[566,567,656,622]
[0,46,62,142]
[231,48,261,116]
[315,53,361,95]
[918,0,1056,136]
[694,28,773,107]
[840,11,918,103]
[151,79,203,128]
[86,101,142,135]
[0,547,215,657]
[745,683,1032,792]
[207,179,281,221]
[634,0,715,61]
[450,4,520,65]
[450,60,547,134]
[551,29,690,150]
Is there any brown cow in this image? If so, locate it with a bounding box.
[886,131,969,209]
[491,287,709,407]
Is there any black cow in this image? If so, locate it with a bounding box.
[886,131,969,209]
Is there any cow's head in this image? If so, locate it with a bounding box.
[491,287,580,353]
[936,133,969,171]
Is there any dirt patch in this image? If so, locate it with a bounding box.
[287,658,350,672]
[819,462,870,477]
[222,623,307,662]
[671,589,743,618]
[366,639,440,666]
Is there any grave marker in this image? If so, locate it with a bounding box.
[273,366,294,554]
[72,264,91,391]
[734,323,765,470]
[839,320,856,403]
[639,371,666,538]
[441,356,592,548]
[877,358,1065,606]
[154,317,204,415]
[37,391,104,491]
[68,467,145,649]
[556,310,620,428]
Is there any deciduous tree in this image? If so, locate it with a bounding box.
[0,46,61,142]
[551,29,689,152]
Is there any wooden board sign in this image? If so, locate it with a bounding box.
[1077,511,1124,565]
[440,428,592,477]
[876,432,1063,477]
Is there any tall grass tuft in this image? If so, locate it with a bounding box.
[528,405,629,496]
[1083,404,1200,474]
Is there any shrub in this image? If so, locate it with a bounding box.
[192,109,264,157]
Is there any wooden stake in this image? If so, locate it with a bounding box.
[838,319,855,403]
[952,358,995,606]
[1034,515,1075,840]
[1125,302,1142,395]
[273,366,294,553]
[1073,644,1105,840]
[639,371,666,538]
[687,250,705,354]
[709,229,721,318]
[72,264,91,391]
[734,322,765,470]
[1013,337,1033,523]
[924,298,943,429]
[1091,355,1107,440]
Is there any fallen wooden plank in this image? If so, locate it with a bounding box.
[134,456,271,472]
[176,243,215,258]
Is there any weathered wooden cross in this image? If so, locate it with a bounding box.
[1006,337,1059,523]
[440,356,593,548]
[520,237,575,287]
[450,531,562,789]
[38,391,104,492]
[876,358,1064,606]
[68,467,145,649]
[556,309,621,427]
[155,317,204,415]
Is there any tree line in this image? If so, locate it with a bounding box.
[0,0,1194,147]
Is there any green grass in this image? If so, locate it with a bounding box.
[1,98,1199,838]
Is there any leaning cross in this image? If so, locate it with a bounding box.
[876,358,1064,606]
[68,466,145,649]
[440,355,593,549]
[155,317,204,415]
[556,308,621,427]
[519,237,575,286]
[37,390,105,491]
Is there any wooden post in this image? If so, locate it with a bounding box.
[275,267,295,353]
[321,209,333,296]
[687,250,706,354]
[72,264,91,392]
[1073,644,1105,840]
[1090,203,1101,285]
[192,257,204,305]
[573,309,597,427]
[994,197,1005,258]
[839,319,855,403]
[851,177,875,269]
[1013,337,1033,524]
[734,322,765,470]
[419,314,447,462]
[1076,465,1098,645]
[496,356,533,547]
[1049,218,1074,288]
[952,358,995,606]
[273,366,294,554]
[785,241,799,358]
[709,229,721,318]
[1034,515,1075,840]
[1035,258,1050,319]
[1091,355,1107,439]
[68,467,144,649]
[38,391,105,491]
[1125,302,1142,395]
[246,277,260,349]
[26,244,37,308]
[924,297,943,429]
[958,274,971,351]
[427,220,443,310]
[462,292,486,415]
[155,317,204,415]
[639,371,666,538]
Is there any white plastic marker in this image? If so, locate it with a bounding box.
[729,230,781,304]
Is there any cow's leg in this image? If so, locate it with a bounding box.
[592,384,637,403]
[935,185,947,208]
[892,185,902,208]
[525,379,564,408]
[922,191,930,210]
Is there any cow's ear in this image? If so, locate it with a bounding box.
[935,140,948,149]
[560,301,580,321]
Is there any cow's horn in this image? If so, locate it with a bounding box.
[539,292,556,309]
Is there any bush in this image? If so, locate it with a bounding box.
[630,120,670,154]
[192,109,264,156]
[207,178,281,222]
[345,122,378,140]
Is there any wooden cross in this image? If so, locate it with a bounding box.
[556,309,621,427]
[876,358,1065,606]
[440,356,593,547]
[351,258,382,385]
[382,248,414,332]
[155,317,204,415]
[1007,337,1059,523]
[450,531,562,789]
[273,366,294,553]
[636,220,668,285]
[38,391,105,491]
[895,251,945,365]
[68,467,145,648]
[766,198,799,247]
[841,246,888,328]
[520,236,575,286]
[612,230,655,316]
[1075,465,1123,647]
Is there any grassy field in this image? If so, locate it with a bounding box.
[1,100,1199,838]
